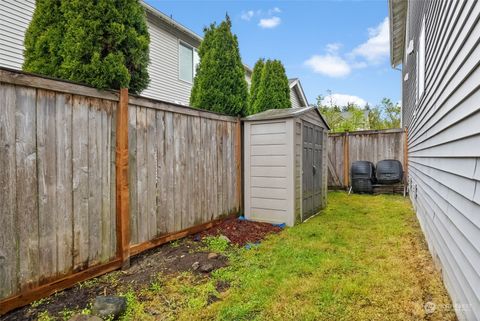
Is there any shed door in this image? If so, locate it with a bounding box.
[302,122,323,220]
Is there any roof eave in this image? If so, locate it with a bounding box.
[389,0,407,68]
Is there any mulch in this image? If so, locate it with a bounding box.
[196,216,283,246]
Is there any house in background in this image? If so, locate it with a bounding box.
[289,78,309,108]
[0,0,307,109]
[389,0,480,320]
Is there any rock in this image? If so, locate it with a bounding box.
[200,263,214,273]
[207,252,219,260]
[92,296,126,319]
[192,261,200,270]
[68,315,103,321]
[218,235,231,243]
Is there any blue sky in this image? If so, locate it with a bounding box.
[145,0,401,107]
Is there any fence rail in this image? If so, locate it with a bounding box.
[0,68,241,314]
[327,128,407,188]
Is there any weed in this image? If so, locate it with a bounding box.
[202,236,230,253]
[37,311,53,321]
[170,239,181,248]
[31,297,49,308]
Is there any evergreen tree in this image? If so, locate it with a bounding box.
[253,59,291,113]
[23,0,64,78]
[23,0,150,93]
[190,15,248,116]
[246,58,265,115]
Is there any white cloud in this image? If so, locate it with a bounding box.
[351,17,390,63]
[304,53,351,77]
[268,7,281,14]
[326,43,342,54]
[259,16,281,29]
[241,10,255,21]
[322,93,367,107]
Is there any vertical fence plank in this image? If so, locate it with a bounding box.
[146,108,157,240]
[156,111,167,235]
[180,116,188,229]
[0,84,17,298]
[200,118,207,223]
[100,100,112,261]
[55,93,73,274]
[37,90,58,278]
[216,122,224,218]
[15,86,39,289]
[210,121,217,220]
[72,96,89,270]
[235,119,242,211]
[88,99,102,266]
[136,107,148,243]
[165,112,175,232]
[173,113,183,231]
[110,101,117,257]
[193,117,201,224]
[128,105,138,244]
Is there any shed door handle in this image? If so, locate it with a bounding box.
[313,165,317,175]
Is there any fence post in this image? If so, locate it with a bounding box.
[343,132,350,188]
[116,88,130,269]
[235,118,243,212]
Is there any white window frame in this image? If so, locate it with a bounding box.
[178,41,199,84]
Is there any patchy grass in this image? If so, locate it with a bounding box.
[188,192,456,321]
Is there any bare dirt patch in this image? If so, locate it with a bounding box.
[195,216,283,246]
[0,240,227,321]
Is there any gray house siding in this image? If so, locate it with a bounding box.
[141,12,199,105]
[400,1,480,320]
[290,87,304,108]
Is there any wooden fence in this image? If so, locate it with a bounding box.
[0,68,241,313]
[328,128,407,188]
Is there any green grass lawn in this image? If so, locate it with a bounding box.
[178,192,455,321]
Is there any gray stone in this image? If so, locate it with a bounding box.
[92,296,126,319]
[218,235,231,243]
[200,263,214,273]
[192,261,200,270]
[207,252,219,260]
[68,315,102,321]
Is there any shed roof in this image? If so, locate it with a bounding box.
[242,106,330,129]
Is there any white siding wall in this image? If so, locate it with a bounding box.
[244,120,295,226]
[290,87,304,108]
[0,0,34,70]
[141,12,198,105]
[402,1,480,320]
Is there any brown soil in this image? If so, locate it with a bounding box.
[195,216,283,246]
[1,240,227,321]
[1,216,282,321]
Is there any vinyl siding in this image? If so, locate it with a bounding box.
[401,1,480,320]
[141,12,199,105]
[0,0,34,70]
[290,87,304,108]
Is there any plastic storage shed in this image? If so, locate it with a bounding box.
[242,106,330,226]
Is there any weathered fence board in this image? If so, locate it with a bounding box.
[127,105,240,246]
[328,129,407,188]
[0,68,241,313]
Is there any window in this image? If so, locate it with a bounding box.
[179,42,199,83]
[417,19,425,102]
